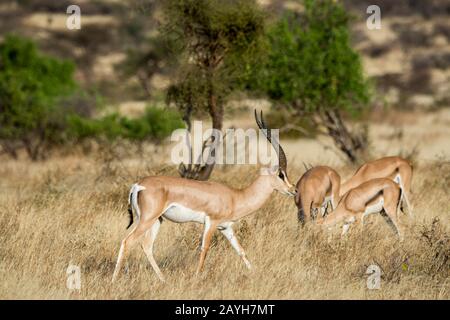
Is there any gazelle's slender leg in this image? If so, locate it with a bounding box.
[331,195,337,211]
[398,166,413,216]
[311,206,319,220]
[342,223,351,235]
[297,207,306,225]
[400,186,413,217]
[220,226,252,269]
[361,211,367,227]
[196,216,216,275]
[383,203,403,240]
[320,205,326,218]
[301,196,313,223]
[330,169,340,210]
[112,223,148,282]
[141,218,165,282]
[341,216,356,236]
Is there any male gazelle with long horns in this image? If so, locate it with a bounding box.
[340,156,413,215]
[112,110,296,282]
[295,166,341,224]
[317,177,404,239]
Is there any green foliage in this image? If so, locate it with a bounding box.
[163,0,267,129]
[247,0,372,163]
[252,0,371,116]
[164,0,266,62]
[0,35,182,159]
[264,107,318,139]
[68,106,184,143]
[0,34,76,159]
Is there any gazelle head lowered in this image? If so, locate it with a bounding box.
[259,165,295,196]
[255,110,296,197]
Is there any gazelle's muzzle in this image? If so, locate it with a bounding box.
[285,178,297,197]
[286,189,297,197]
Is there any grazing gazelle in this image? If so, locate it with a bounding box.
[112,110,296,282]
[340,156,413,215]
[295,166,341,224]
[317,178,404,239]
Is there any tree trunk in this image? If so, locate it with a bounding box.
[178,77,223,181]
[198,79,223,180]
[208,93,223,132]
[137,71,152,99]
[319,109,367,164]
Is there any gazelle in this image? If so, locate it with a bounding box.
[340,156,413,215]
[112,110,296,282]
[294,166,341,224]
[317,178,404,239]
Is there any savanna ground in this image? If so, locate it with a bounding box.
[0,109,449,299]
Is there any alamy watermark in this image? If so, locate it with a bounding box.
[66,5,81,30]
[170,121,280,167]
[366,5,381,30]
[66,264,81,291]
[366,264,382,290]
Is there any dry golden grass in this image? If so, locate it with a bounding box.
[0,147,449,299]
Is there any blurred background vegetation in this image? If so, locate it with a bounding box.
[0,0,448,164]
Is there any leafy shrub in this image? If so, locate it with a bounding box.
[249,0,372,163]
[164,0,266,131]
[68,106,184,143]
[0,35,76,160]
[264,107,317,139]
[252,1,370,115]
[0,35,182,159]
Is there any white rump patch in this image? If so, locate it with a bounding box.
[128,183,146,223]
[129,183,146,204]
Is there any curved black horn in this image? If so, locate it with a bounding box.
[254,109,288,173]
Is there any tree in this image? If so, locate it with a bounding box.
[251,0,372,163]
[0,35,76,160]
[116,0,171,99]
[163,0,266,179]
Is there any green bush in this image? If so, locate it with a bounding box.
[249,0,372,162]
[0,35,183,159]
[164,0,266,131]
[68,106,184,143]
[0,35,76,160]
[253,0,370,114]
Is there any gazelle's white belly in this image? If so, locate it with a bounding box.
[162,203,206,223]
[363,198,384,217]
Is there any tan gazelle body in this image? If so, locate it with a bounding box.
[318,178,404,239]
[112,110,296,282]
[340,156,413,215]
[294,166,341,224]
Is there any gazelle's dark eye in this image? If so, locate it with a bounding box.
[278,171,285,179]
